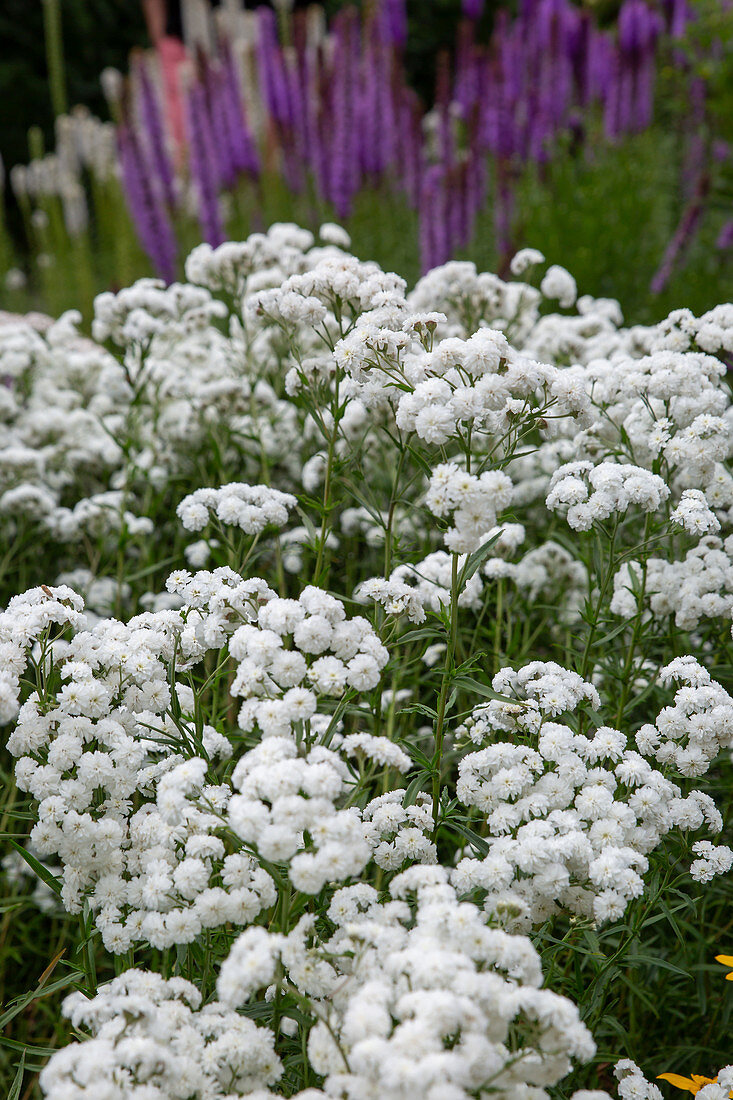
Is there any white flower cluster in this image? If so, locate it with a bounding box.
[248,251,407,335]
[0,314,128,542]
[485,538,588,623]
[4,575,286,951]
[217,585,389,737]
[184,223,349,299]
[452,660,732,927]
[49,489,154,544]
[687,303,733,357]
[670,488,721,536]
[177,482,297,535]
[689,840,733,883]
[0,584,87,723]
[2,567,428,951]
[546,461,670,531]
[334,309,591,455]
[226,736,430,890]
[540,264,578,308]
[425,462,514,553]
[218,866,596,1100]
[390,551,484,614]
[613,1059,664,1100]
[407,259,541,342]
[614,1059,733,1100]
[611,536,733,631]
[637,655,733,776]
[355,576,428,623]
[361,789,437,869]
[581,349,732,497]
[227,737,371,894]
[40,969,283,1099]
[365,531,581,623]
[92,278,227,346]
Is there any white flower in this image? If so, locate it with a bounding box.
[540,264,577,308]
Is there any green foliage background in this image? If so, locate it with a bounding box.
[0,1,145,172]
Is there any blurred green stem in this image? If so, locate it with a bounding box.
[43,0,68,118]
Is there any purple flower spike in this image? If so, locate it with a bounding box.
[377,0,408,47]
[117,121,178,283]
[662,0,692,38]
[220,38,260,177]
[186,81,225,247]
[615,0,663,133]
[328,11,361,218]
[717,221,733,250]
[257,7,292,126]
[133,53,177,210]
[419,165,447,273]
[651,170,709,294]
[462,0,485,20]
[200,56,237,190]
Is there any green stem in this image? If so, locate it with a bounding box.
[42,0,68,118]
[493,578,503,675]
[614,513,654,726]
[432,553,460,836]
[313,372,341,584]
[384,444,407,578]
[78,906,97,997]
[579,518,619,682]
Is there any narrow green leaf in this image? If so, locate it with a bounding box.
[8,1052,25,1100]
[590,619,632,648]
[441,819,490,856]
[0,1035,58,1057]
[401,702,438,720]
[451,676,506,701]
[0,971,81,1031]
[403,773,430,807]
[458,529,503,585]
[8,842,62,896]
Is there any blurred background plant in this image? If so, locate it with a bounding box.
[0,0,731,325]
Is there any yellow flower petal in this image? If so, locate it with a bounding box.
[658,1075,702,1093]
[657,1075,717,1095]
[715,955,733,967]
